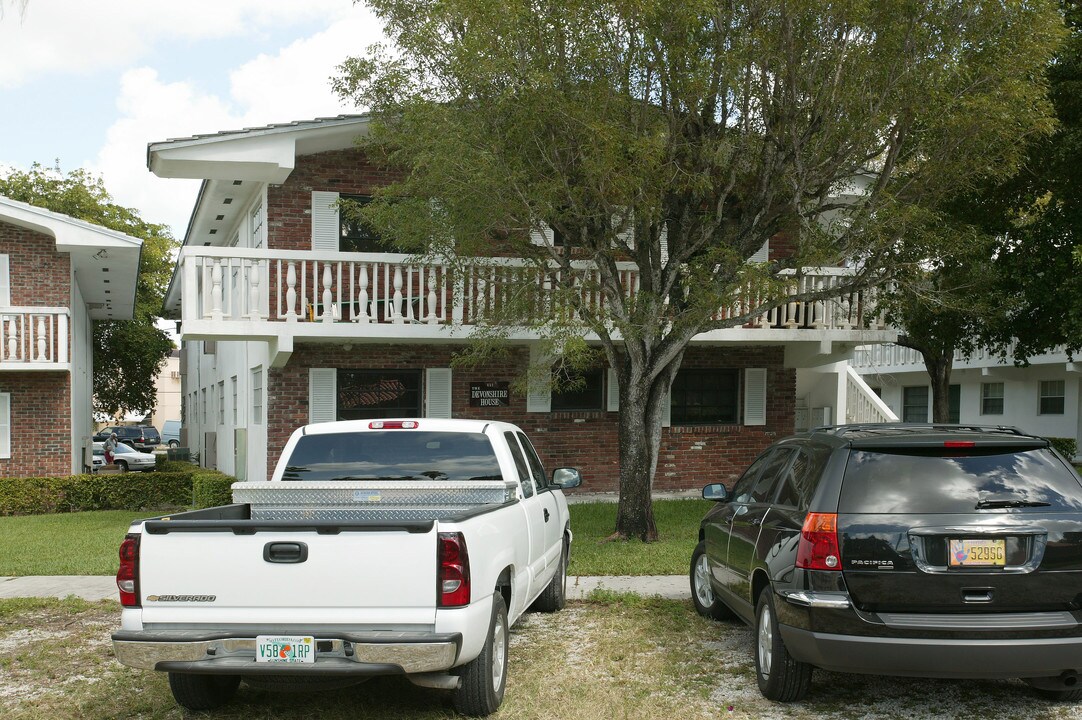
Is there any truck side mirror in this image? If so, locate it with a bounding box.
[551,467,582,489]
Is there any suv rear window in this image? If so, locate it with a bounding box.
[282,431,502,482]
[840,448,1082,513]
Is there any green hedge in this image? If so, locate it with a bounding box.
[1049,437,1078,461]
[0,468,238,516]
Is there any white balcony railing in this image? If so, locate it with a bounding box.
[179,248,887,333]
[0,307,69,366]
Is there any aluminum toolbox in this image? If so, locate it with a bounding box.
[233,480,518,521]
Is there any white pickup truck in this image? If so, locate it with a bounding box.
[111,418,581,716]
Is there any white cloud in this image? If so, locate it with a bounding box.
[0,0,355,89]
[87,10,381,239]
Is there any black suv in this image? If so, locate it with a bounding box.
[94,426,161,452]
[690,424,1082,702]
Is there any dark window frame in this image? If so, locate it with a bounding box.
[981,382,1004,415]
[670,368,740,425]
[339,194,389,253]
[1040,380,1065,415]
[336,369,423,421]
[902,386,929,423]
[551,368,605,412]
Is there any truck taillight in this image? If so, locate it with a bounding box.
[117,533,140,607]
[795,512,841,571]
[369,420,418,429]
[438,532,471,607]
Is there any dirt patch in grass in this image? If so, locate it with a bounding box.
[2,596,1081,719]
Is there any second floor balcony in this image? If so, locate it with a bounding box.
[176,248,895,357]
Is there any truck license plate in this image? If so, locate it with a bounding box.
[949,538,1006,567]
[255,635,315,663]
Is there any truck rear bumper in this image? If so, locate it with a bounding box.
[112,631,461,676]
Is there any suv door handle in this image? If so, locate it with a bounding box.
[747,517,763,526]
[544,508,550,522]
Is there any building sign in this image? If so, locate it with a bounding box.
[470,382,510,408]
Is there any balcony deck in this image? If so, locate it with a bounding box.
[177,248,896,364]
[0,307,69,371]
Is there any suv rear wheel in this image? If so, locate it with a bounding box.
[754,587,811,702]
[690,541,734,620]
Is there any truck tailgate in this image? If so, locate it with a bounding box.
[137,521,439,627]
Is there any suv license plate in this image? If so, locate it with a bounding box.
[256,635,315,663]
[949,538,1006,567]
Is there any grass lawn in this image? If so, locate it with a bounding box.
[0,499,711,577]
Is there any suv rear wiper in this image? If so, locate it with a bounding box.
[975,498,1052,509]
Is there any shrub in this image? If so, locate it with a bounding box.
[1049,437,1078,460]
[193,472,236,509]
[0,470,239,516]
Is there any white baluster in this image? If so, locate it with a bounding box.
[4,317,14,360]
[35,315,47,361]
[391,265,404,323]
[248,262,261,320]
[285,262,298,321]
[210,260,224,321]
[356,264,370,323]
[321,264,334,323]
[426,267,438,324]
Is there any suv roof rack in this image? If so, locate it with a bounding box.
[811,423,1031,438]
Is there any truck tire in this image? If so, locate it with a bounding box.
[531,539,567,612]
[167,672,240,711]
[690,541,734,620]
[454,593,508,716]
[754,587,811,702]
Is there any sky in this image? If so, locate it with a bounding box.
[0,0,384,239]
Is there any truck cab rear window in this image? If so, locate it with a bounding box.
[840,448,1082,513]
[282,431,502,482]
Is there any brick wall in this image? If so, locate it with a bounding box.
[0,221,71,307]
[267,343,793,493]
[0,372,72,477]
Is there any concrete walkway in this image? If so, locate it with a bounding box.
[0,574,690,602]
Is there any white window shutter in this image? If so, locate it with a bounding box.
[309,368,337,424]
[311,191,340,251]
[606,369,620,412]
[527,345,551,413]
[744,368,768,426]
[425,368,453,418]
[530,224,555,247]
[0,393,10,459]
[659,226,669,264]
[748,239,770,263]
[0,255,10,306]
[661,390,671,428]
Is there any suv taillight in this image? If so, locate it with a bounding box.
[116,533,140,607]
[437,532,471,607]
[795,512,841,571]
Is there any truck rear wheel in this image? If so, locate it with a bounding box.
[454,593,508,716]
[168,672,240,711]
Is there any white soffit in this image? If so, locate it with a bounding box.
[0,195,142,321]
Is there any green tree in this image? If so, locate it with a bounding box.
[0,164,177,417]
[336,0,1064,539]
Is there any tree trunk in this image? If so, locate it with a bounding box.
[923,353,954,423]
[612,354,681,541]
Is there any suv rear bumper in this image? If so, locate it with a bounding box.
[112,630,461,676]
[780,624,1082,679]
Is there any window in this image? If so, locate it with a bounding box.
[948,384,960,424]
[670,369,739,425]
[217,382,225,426]
[249,201,263,248]
[981,382,1003,415]
[518,432,549,490]
[1040,380,1065,415]
[504,431,534,498]
[201,388,207,424]
[551,368,604,411]
[774,446,830,511]
[336,369,421,420]
[735,448,794,504]
[0,392,10,459]
[339,195,383,253]
[231,376,238,425]
[251,367,263,426]
[902,386,928,423]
